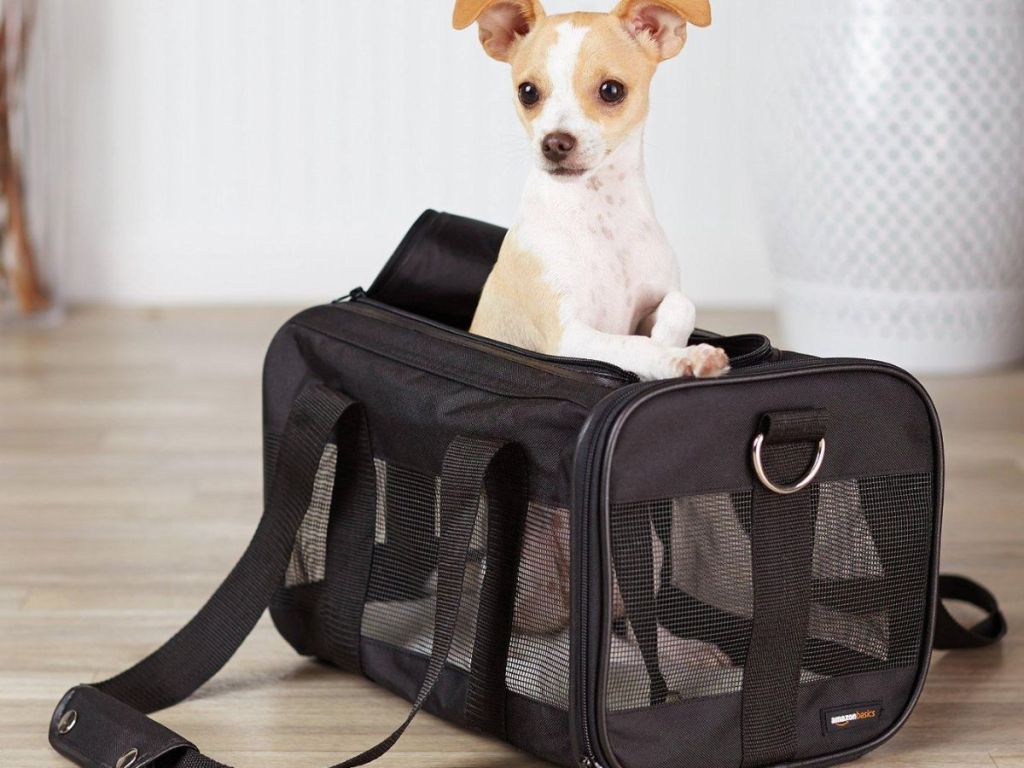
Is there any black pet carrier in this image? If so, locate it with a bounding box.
[49,211,1005,768]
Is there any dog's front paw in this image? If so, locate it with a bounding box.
[667,344,730,379]
[690,344,730,378]
[667,354,695,378]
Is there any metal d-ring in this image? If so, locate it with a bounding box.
[751,433,826,495]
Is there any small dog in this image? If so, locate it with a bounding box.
[455,0,728,381]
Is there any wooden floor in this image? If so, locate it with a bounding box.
[1,307,1021,768]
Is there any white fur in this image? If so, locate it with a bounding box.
[517,130,678,335]
[526,24,606,171]
[508,23,723,380]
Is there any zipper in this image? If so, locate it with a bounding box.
[333,288,640,386]
[573,384,641,768]
[572,358,920,768]
[333,289,775,379]
[689,327,773,369]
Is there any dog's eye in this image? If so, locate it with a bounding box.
[599,80,626,104]
[518,82,541,107]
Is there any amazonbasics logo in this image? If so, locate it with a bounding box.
[822,702,883,734]
[831,708,878,728]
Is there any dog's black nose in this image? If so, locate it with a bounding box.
[541,132,576,163]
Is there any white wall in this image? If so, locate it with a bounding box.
[47,0,774,307]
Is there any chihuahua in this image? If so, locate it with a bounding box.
[455,0,728,381]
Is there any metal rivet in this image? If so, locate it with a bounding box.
[115,748,138,768]
[57,709,77,735]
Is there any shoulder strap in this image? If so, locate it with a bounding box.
[933,573,1007,650]
[48,380,526,768]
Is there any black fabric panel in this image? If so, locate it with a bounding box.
[359,640,576,768]
[264,308,606,509]
[367,210,506,330]
[604,667,918,768]
[741,413,825,767]
[269,581,322,656]
[289,303,617,407]
[609,368,935,502]
[791,667,918,761]
[506,692,575,767]
[358,637,471,729]
[606,688,743,768]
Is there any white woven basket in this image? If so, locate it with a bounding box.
[749,0,1024,373]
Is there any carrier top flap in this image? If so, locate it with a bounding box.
[366,211,776,364]
[367,209,507,329]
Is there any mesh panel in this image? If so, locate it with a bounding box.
[607,473,933,712]
[283,448,574,710]
[508,502,572,709]
[282,452,932,718]
[284,444,336,587]
[351,458,573,710]
[360,458,487,671]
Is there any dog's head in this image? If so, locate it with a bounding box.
[454,0,711,178]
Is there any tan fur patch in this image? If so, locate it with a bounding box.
[573,15,656,140]
[611,0,712,29]
[507,13,657,142]
[508,19,563,128]
[469,233,564,354]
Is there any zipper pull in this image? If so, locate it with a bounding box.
[580,757,604,768]
[331,287,365,304]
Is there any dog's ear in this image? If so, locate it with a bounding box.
[611,0,711,61]
[453,0,545,62]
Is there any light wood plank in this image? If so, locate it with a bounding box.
[1,306,1021,767]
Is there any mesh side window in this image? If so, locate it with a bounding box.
[361,460,451,661]
[280,445,575,712]
[607,473,933,712]
[285,443,336,587]
[508,502,573,710]
[359,460,574,711]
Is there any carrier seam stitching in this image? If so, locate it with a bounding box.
[291,318,604,409]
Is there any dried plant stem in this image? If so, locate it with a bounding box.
[0,14,47,314]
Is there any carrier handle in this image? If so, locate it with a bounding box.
[48,380,525,768]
